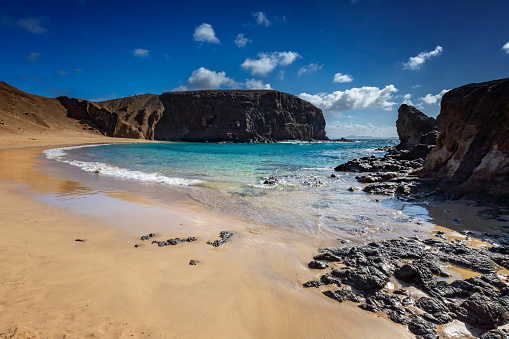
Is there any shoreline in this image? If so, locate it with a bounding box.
[0,136,414,338]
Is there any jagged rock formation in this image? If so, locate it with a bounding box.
[396,104,438,150]
[93,90,327,143]
[419,78,509,199]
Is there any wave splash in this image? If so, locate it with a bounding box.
[43,145,203,186]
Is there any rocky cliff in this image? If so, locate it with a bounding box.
[419,78,509,199]
[90,90,326,142]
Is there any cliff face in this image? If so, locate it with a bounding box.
[154,90,326,142]
[89,90,326,142]
[419,78,509,198]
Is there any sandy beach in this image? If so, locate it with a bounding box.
[0,135,419,338]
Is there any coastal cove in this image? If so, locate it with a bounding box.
[1,139,508,338]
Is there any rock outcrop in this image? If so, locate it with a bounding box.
[91,90,327,143]
[419,78,509,199]
[396,104,437,150]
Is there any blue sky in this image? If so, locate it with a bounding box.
[1,0,508,138]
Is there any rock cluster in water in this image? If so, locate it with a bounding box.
[304,237,509,338]
[334,105,438,196]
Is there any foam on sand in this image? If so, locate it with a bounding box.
[44,145,203,186]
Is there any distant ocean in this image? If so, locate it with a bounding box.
[44,140,433,242]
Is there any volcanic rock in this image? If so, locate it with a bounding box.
[419,78,509,200]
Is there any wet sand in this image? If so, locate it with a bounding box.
[0,138,414,338]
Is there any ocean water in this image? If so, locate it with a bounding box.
[44,140,434,242]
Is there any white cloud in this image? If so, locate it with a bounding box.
[299,85,398,116]
[133,48,149,57]
[402,93,413,105]
[254,11,271,26]
[403,46,443,70]
[57,70,69,76]
[193,23,220,44]
[75,68,83,74]
[412,84,423,89]
[333,73,353,83]
[241,51,301,76]
[235,34,250,48]
[186,67,236,89]
[278,70,285,80]
[326,121,397,138]
[297,63,323,77]
[245,78,272,89]
[26,52,40,62]
[17,16,48,34]
[419,89,449,105]
[503,42,509,54]
[173,68,274,91]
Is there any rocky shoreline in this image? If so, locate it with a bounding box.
[304,235,509,338]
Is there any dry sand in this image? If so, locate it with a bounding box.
[0,135,414,338]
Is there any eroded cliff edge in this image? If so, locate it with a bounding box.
[419,78,509,200]
[79,90,327,142]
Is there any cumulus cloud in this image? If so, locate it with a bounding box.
[278,70,285,80]
[326,121,397,138]
[235,34,250,48]
[403,46,443,70]
[186,67,236,89]
[503,42,509,54]
[241,51,301,76]
[26,52,40,62]
[419,89,449,105]
[133,48,149,57]
[412,84,423,89]
[297,63,323,77]
[298,85,398,116]
[254,11,271,26]
[402,93,413,105]
[333,73,353,83]
[173,67,274,91]
[245,78,272,89]
[17,16,48,34]
[193,23,220,44]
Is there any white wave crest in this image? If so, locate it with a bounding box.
[43,145,203,186]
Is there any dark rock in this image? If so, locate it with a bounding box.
[167,238,180,245]
[320,275,341,287]
[308,260,329,269]
[134,244,141,248]
[479,329,509,339]
[140,235,150,240]
[332,266,390,291]
[393,289,409,296]
[358,303,380,313]
[186,236,198,242]
[420,312,453,325]
[189,260,198,265]
[74,239,85,242]
[387,309,410,325]
[303,281,322,288]
[407,316,438,337]
[415,297,449,314]
[402,296,415,306]
[263,177,278,185]
[207,231,233,247]
[419,77,509,200]
[452,293,509,330]
[396,104,437,151]
[149,233,156,237]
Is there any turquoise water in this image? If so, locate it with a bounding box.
[44,140,434,242]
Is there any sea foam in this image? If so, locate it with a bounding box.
[43,145,203,186]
